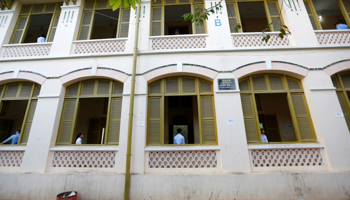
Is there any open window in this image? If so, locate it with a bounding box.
[0,83,40,145]
[226,0,283,33]
[77,0,130,40]
[151,0,206,36]
[304,0,350,30]
[10,3,62,44]
[239,74,316,143]
[332,72,350,131]
[56,79,123,145]
[147,77,217,145]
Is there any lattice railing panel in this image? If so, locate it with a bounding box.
[0,151,24,167]
[232,34,289,47]
[151,36,207,50]
[73,40,126,54]
[52,151,116,168]
[2,44,51,57]
[316,31,350,45]
[148,150,217,168]
[251,148,323,167]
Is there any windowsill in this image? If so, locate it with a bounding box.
[314,29,350,33]
[50,146,118,151]
[73,38,128,43]
[149,34,209,39]
[3,42,53,47]
[231,31,282,36]
[0,145,26,151]
[248,143,324,150]
[145,146,220,151]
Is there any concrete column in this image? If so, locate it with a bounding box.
[213,73,251,172]
[278,0,318,46]
[205,0,233,48]
[49,0,84,56]
[21,79,65,173]
[0,2,21,46]
[302,71,350,170]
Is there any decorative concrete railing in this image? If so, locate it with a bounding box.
[51,149,117,168]
[0,150,25,167]
[2,43,52,58]
[232,32,290,47]
[315,30,350,45]
[150,34,208,50]
[249,145,324,168]
[72,39,127,54]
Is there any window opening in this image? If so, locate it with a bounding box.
[24,14,52,43]
[165,5,192,35]
[238,2,268,32]
[332,72,350,131]
[91,10,119,39]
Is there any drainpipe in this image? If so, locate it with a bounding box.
[124,2,141,200]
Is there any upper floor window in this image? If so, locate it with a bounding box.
[239,74,316,144]
[304,0,350,30]
[56,79,123,145]
[0,82,40,145]
[332,72,350,131]
[10,3,62,44]
[151,0,206,36]
[147,77,217,145]
[77,0,130,40]
[226,0,283,33]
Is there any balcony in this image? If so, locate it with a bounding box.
[232,32,290,47]
[315,30,350,45]
[149,34,208,50]
[1,43,52,58]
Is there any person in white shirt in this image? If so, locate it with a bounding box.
[261,129,268,143]
[75,133,83,144]
[37,34,46,43]
[174,128,185,144]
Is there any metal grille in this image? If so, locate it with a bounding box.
[73,40,126,54]
[232,33,289,47]
[52,151,116,168]
[251,148,323,167]
[151,36,207,50]
[0,151,24,167]
[2,44,51,57]
[148,150,217,168]
[315,31,350,45]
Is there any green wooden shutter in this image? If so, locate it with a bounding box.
[10,16,28,44]
[241,94,259,143]
[239,79,250,91]
[78,11,93,40]
[267,1,282,31]
[81,80,95,95]
[200,96,216,144]
[149,81,161,94]
[4,83,19,98]
[252,75,267,90]
[148,97,161,144]
[113,82,123,95]
[227,3,238,33]
[151,7,162,36]
[182,78,196,93]
[193,5,206,34]
[166,78,179,94]
[21,100,37,144]
[269,75,284,90]
[304,0,318,30]
[336,92,350,130]
[48,13,60,42]
[97,80,110,95]
[107,98,122,144]
[19,83,33,98]
[290,93,316,142]
[119,9,130,38]
[200,80,212,93]
[57,99,77,144]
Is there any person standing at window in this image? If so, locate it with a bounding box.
[75,133,83,144]
[37,34,46,43]
[174,128,185,144]
[1,130,20,145]
[335,22,349,30]
[261,129,268,143]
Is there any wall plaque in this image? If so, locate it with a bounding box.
[218,79,236,90]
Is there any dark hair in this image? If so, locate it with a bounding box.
[75,133,83,142]
[16,129,21,134]
[40,34,46,38]
[177,128,182,133]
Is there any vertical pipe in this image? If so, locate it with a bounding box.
[124,2,141,200]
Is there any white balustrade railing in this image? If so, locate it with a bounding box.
[150,34,208,50]
[72,38,127,54]
[2,43,52,58]
[315,30,350,45]
[232,32,290,47]
[0,150,25,167]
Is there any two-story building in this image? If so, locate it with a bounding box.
[0,0,350,199]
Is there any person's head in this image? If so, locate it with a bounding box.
[175,29,179,35]
[177,128,182,134]
[261,129,265,134]
[40,34,46,38]
[75,133,83,141]
[16,129,20,134]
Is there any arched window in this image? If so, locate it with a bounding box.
[56,79,123,145]
[239,74,316,143]
[332,72,350,131]
[0,82,40,145]
[147,77,217,145]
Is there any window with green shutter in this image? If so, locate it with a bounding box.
[56,79,123,145]
[147,77,217,145]
[0,82,40,145]
[239,74,316,144]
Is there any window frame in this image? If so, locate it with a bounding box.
[332,72,350,131]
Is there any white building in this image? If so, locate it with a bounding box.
[0,0,350,199]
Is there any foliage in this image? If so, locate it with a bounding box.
[109,0,139,10]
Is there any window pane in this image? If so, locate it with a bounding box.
[238,2,268,32]
[23,14,53,43]
[91,9,119,39]
[312,0,345,29]
[165,5,192,35]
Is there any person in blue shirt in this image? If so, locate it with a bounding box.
[335,22,349,30]
[174,128,185,144]
[1,130,20,145]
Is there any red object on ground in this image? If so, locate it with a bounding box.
[56,191,78,200]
